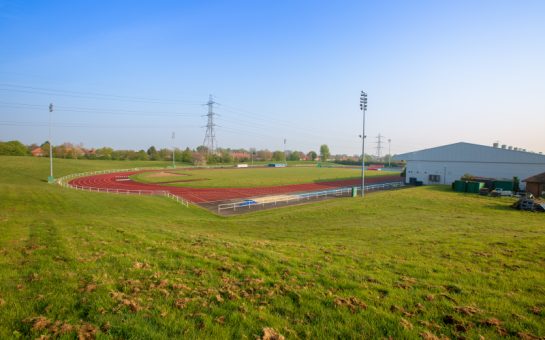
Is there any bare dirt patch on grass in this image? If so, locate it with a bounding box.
[147,171,188,178]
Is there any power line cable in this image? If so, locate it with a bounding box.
[218,102,357,142]
[0,84,202,105]
[0,120,200,129]
[0,102,200,117]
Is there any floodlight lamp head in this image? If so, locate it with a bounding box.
[49,103,53,112]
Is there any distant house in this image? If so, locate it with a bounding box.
[84,148,97,157]
[31,147,44,157]
[523,172,545,198]
[230,151,250,160]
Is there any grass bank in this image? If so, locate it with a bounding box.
[0,156,543,339]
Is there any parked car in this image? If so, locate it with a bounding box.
[490,188,513,197]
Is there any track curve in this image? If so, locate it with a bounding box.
[69,170,403,203]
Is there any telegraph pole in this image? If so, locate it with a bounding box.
[360,91,367,197]
[48,103,54,183]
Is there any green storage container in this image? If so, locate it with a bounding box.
[493,180,514,191]
[453,180,466,192]
[466,181,484,193]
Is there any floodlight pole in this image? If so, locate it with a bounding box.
[360,91,367,197]
[388,138,391,168]
[283,138,287,164]
[48,103,54,183]
[172,132,176,168]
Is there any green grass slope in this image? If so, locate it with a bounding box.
[0,156,544,339]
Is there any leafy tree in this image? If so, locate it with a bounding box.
[39,142,51,157]
[53,143,77,159]
[220,150,233,163]
[206,153,221,164]
[288,151,300,161]
[196,145,209,154]
[272,151,284,162]
[181,147,192,163]
[158,148,170,161]
[0,140,29,156]
[307,151,317,161]
[256,149,272,161]
[147,146,158,160]
[192,152,206,165]
[27,143,39,152]
[125,150,138,160]
[110,150,122,160]
[96,147,114,160]
[320,144,330,161]
[136,150,148,160]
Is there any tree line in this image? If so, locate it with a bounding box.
[0,140,339,165]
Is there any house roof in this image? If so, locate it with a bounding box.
[31,147,43,155]
[393,142,545,164]
[523,172,545,183]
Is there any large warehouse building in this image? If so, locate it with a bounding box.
[393,142,545,189]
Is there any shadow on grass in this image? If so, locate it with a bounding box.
[313,174,403,185]
[485,201,519,211]
[313,177,359,184]
[418,185,453,192]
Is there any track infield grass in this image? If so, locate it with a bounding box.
[0,156,544,339]
[130,167,399,188]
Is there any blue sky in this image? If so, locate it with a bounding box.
[1,0,544,155]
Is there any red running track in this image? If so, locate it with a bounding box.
[69,170,403,203]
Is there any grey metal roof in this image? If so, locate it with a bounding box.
[393,142,545,164]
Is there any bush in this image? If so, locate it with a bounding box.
[0,140,29,156]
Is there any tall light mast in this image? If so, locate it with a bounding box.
[172,131,176,168]
[360,91,367,197]
[48,103,54,183]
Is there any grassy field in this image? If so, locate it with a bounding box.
[0,156,544,339]
[131,167,398,188]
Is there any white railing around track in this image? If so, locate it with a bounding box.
[217,181,404,213]
[56,167,189,207]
